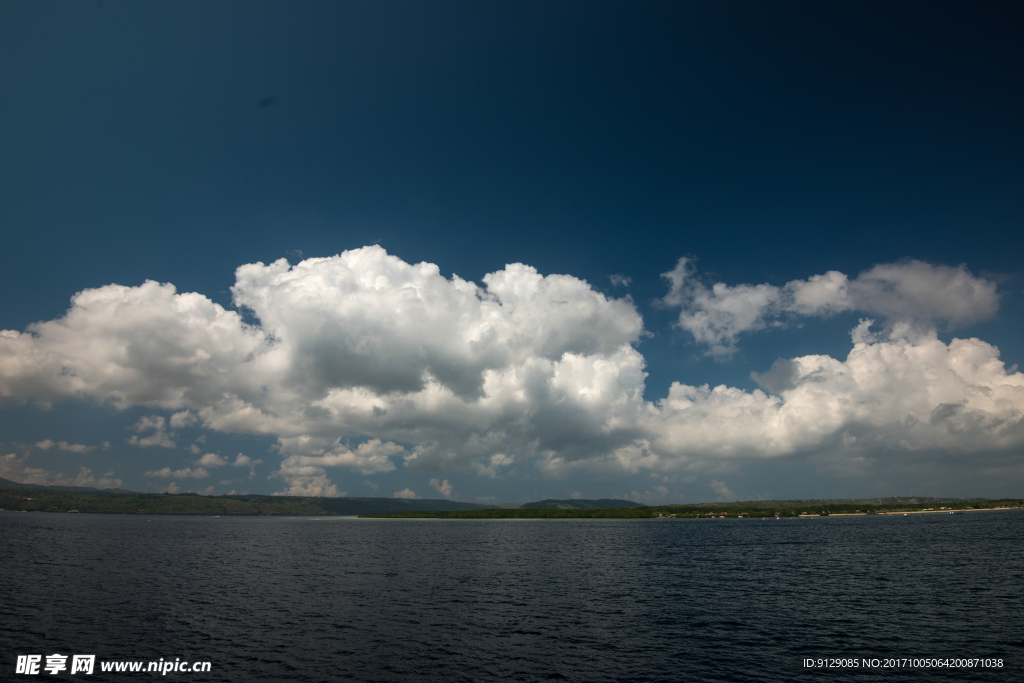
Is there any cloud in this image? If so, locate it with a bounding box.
[127,416,176,449]
[231,452,262,479]
[609,274,632,287]
[661,258,999,356]
[0,246,646,477]
[628,488,672,503]
[429,478,454,498]
[393,488,419,499]
[709,480,735,500]
[532,322,1024,481]
[144,466,209,479]
[639,323,1024,470]
[0,280,263,410]
[661,258,782,357]
[272,438,400,495]
[276,438,400,477]
[196,453,227,467]
[845,261,999,327]
[0,454,121,488]
[170,410,198,429]
[472,453,515,479]
[230,248,641,400]
[34,439,94,453]
[0,453,57,486]
[232,453,261,467]
[0,247,1020,484]
[271,474,342,497]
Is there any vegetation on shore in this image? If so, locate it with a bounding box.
[362,498,1024,519]
[520,499,645,510]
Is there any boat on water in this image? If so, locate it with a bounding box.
[949,511,965,515]
[67,510,80,513]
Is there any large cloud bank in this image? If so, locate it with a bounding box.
[1,247,1021,491]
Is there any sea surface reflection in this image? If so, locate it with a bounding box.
[2,511,1020,682]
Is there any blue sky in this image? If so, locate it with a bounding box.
[1,1,1022,503]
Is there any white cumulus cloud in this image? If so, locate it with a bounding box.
[274,438,402,495]
[144,466,209,479]
[661,258,999,357]
[709,480,736,500]
[272,474,342,497]
[170,410,198,429]
[0,247,1021,489]
[127,416,177,449]
[637,324,1024,471]
[0,454,121,488]
[196,453,227,467]
[429,478,454,498]
[0,280,262,409]
[34,439,94,453]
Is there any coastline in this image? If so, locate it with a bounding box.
[817,507,1018,517]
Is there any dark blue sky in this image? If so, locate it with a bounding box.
[1,1,1022,502]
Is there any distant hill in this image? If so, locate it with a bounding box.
[0,476,132,494]
[301,497,494,515]
[520,498,644,510]
[0,478,498,515]
[4,478,1003,517]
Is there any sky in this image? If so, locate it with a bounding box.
[1,0,1022,504]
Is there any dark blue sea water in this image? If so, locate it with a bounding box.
[2,511,1021,682]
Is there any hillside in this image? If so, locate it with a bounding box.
[0,476,133,494]
[0,480,495,516]
[2,478,1018,518]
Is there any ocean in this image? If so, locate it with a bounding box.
[2,510,1020,682]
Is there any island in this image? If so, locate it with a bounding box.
[2,478,1019,518]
